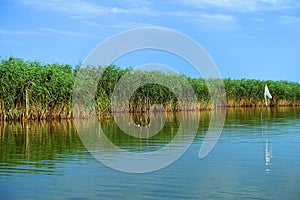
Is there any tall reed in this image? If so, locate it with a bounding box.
[1,57,299,120]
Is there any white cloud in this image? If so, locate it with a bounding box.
[162,11,237,30]
[16,0,238,32]
[193,13,237,30]
[40,28,95,37]
[278,15,300,31]
[0,28,93,38]
[0,40,19,45]
[104,22,161,30]
[0,29,39,35]
[18,0,157,17]
[183,0,297,12]
[279,15,300,24]
[197,13,236,22]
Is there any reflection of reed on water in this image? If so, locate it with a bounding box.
[0,120,83,165]
[1,107,298,172]
[131,113,151,127]
[95,111,203,153]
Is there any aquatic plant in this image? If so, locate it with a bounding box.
[0,57,299,120]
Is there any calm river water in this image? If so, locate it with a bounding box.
[0,108,299,199]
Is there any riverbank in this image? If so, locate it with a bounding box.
[1,57,300,121]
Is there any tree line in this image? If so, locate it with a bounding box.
[0,57,299,120]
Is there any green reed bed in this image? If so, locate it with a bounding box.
[0,57,299,120]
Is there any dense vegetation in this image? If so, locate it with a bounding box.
[0,57,74,120]
[0,57,300,120]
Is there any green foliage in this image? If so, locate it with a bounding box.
[0,57,299,120]
[0,57,74,120]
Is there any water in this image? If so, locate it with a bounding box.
[1,108,300,199]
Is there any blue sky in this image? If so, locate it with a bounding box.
[1,0,300,82]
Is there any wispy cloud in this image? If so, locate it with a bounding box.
[16,0,238,32]
[0,40,20,45]
[279,15,300,24]
[278,15,300,31]
[18,0,158,18]
[197,13,236,23]
[163,11,237,30]
[104,22,164,30]
[39,28,95,37]
[0,29,39,35]
[183,0,298,12]
[193,13,237,30]
[0,28,94,38]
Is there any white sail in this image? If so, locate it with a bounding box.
[264,85,272,105]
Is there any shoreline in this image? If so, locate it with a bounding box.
[0,105,299,122]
